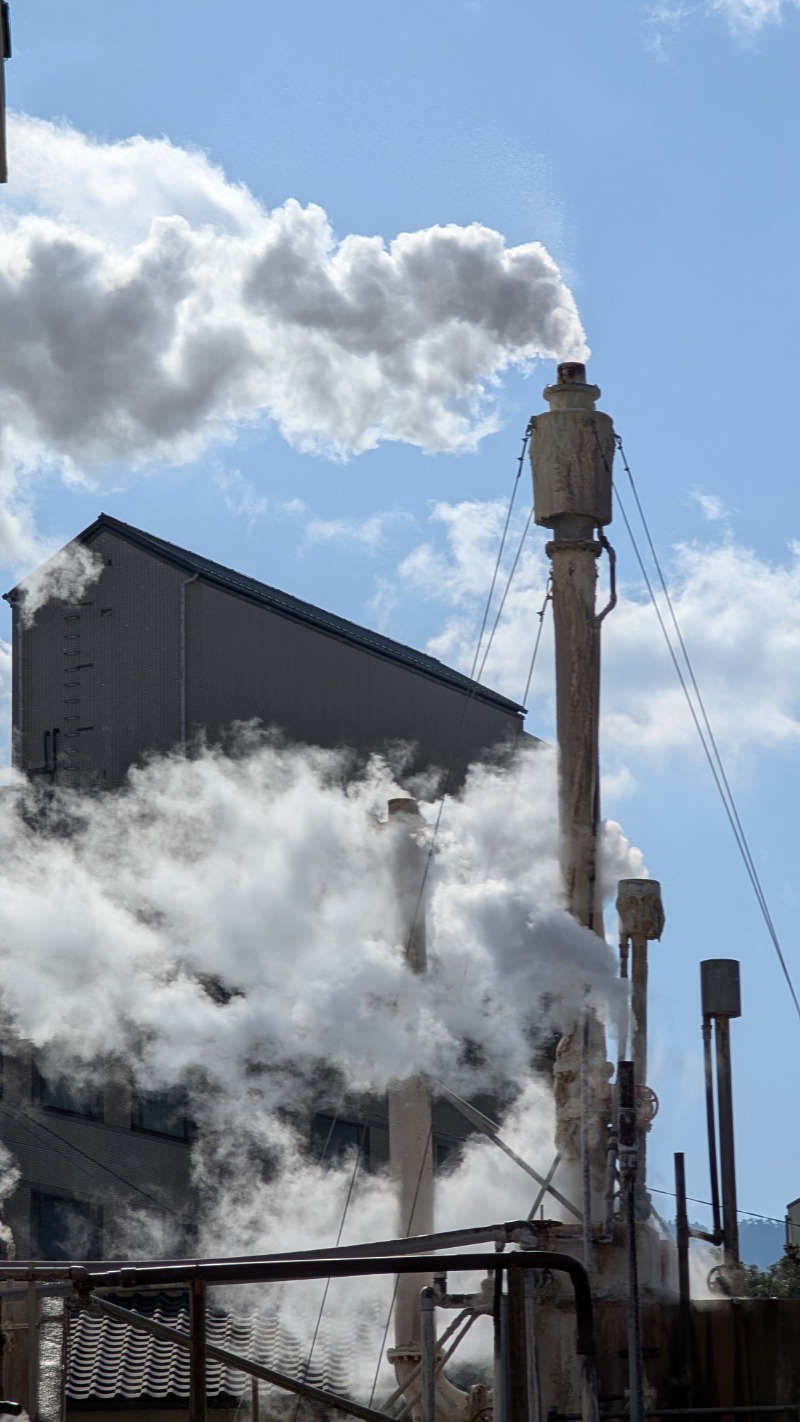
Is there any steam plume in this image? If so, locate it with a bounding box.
[1,114,587,491]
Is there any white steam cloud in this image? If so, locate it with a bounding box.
[0,737,641,1274]
[0,115,587,569]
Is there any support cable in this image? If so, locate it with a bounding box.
[593,425,800,1027]
[402,422,534,962]
[293,1136,363,1420]
[476,505,534,684]
[615,434,800,1025]
[469,422,531,680]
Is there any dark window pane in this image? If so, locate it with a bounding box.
[132,1088,194,1140]
[33,1065,103,1120]
[311,1113,368,1165]
[31,1191,102,1260]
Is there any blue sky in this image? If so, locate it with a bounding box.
[1,0,800,1249]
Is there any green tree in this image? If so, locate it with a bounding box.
[744,1244,800,1299]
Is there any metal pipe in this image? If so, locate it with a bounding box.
[26,1280,37,1422]
[419,1288,436,1422]
[87,1295,396,1422]
[618,1062,644,1422]
[702,1020,722,1242]
[72,1250,595,1356]
[631,934,649,1211]
[251,1378,259,1420]
[580,1013,594,1272]
[674,1152,691,1408]
[179,573,198,745]
[715,1016,740,1266]
[189,1277,207,1422]
[523,1271,543,1422]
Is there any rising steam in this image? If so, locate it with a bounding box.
[0,115,587,488]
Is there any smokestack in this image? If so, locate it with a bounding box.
[529,363,616,1225]
[700,959,742,1269]
[386,800,434,1355]
[616,879,664,1217]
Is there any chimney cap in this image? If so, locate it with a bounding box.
[556,361,588,385]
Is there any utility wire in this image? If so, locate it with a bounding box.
[648,1186,787,1227]
[596,425,800,1027]
[293,1134,363,1415]
[0,1101,185,1218]
[615,435,800,1022]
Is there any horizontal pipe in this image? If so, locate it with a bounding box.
[81,1252,594,1360]
[89,1295,395,1422]
[0,1220,539,1284]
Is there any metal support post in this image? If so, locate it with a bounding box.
[674,1152,692,1407]
[523,1271,544,1422]
[419,1288,437,1422]
[189,1277,207,1422]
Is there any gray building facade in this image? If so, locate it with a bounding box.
[1,516,527,1263]
[6,514,525,792]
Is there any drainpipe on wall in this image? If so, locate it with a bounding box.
[179,574,199,746]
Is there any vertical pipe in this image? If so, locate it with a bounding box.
[715,1018,740,1266]
[27,1280,38,1422]
[674,1152,692,1403]
[702,1020,722,1242]
[507,1265,529,1422]
[179,573,198,746]
[388,799,434,1357]
[618,1061,644,1422]
[251,1379,259,1420]
[523,1272,543,1422]
[189,1277,207,1422]
[419,1288,436,1422]
[631,935,649,1215]
[580,1014,594,1272]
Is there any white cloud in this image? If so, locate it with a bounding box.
[644,0,797,46]
[689,490,735,523]
[0,115,586,577]
[284,499,409,552]
[397,500,800,773]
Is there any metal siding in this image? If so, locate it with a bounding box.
[186,579,519,778]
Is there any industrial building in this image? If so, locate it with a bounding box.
[5,513,525,793]
[1,515,526,1262]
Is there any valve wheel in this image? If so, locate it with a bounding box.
[636,1083,659,1124]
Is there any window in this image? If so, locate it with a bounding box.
[434,1137,457,1174]
[31,1191,102,1261]
[33,1065,103,1121]
[132,1087,195,1141]
[311,1113,369,1166]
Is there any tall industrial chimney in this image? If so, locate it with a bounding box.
[529,362,615,1220]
